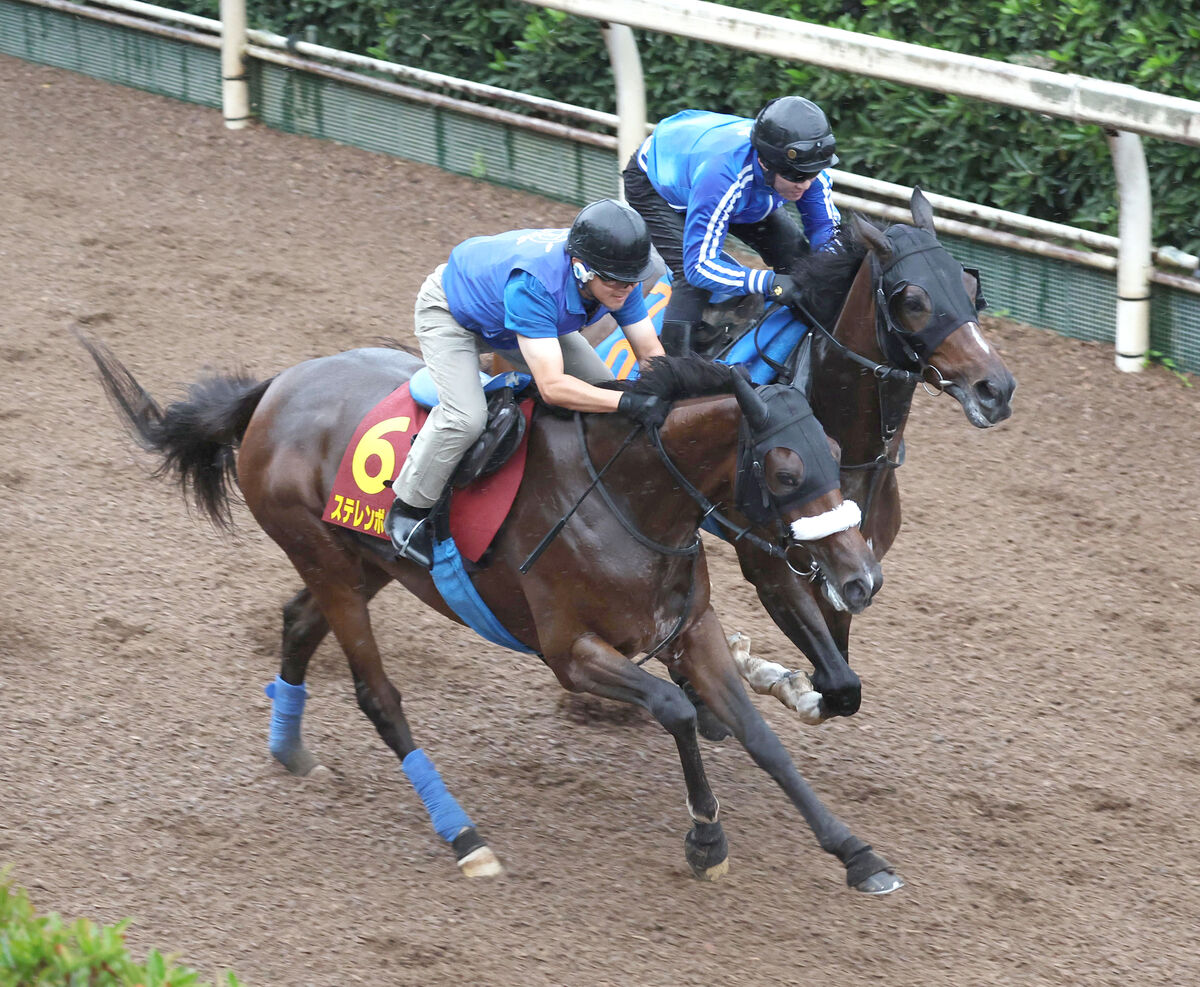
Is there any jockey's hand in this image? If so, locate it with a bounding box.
[768,272,800,309]
[617,392,670,430]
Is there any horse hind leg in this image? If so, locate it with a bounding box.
[282,536,501,878]
[264,588,333,778]
[266,574,386,778]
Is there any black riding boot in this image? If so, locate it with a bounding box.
[660,320,698,357]
[384,497,433,569]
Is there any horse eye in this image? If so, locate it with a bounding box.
[892,286,931,331]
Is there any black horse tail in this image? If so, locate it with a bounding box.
[77,332,274,528]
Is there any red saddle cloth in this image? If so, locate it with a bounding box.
[322,383,533,562]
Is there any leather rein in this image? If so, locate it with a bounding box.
[520,406,815,665]
[751,250,953,528]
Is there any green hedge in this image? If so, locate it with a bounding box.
[0,871,243,987]
[170,0,1200,254]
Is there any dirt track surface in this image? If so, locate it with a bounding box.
[3,55,1200,987]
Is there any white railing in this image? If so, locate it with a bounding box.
[519,0,1200,371]
[22,0,1200,367]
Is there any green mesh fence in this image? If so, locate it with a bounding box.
[941,235,1118,343]
[253,63,619,203]
[943,235,1200,370]
[3,0,1198,374]
[0,1,220,105]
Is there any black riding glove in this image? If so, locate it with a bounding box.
[617,392,670,430]
[767,272,799,309]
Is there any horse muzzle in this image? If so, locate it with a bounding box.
[786,500,882,614]
[929,323,1017,428]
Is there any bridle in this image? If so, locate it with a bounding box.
[748,229,984,527]
[520,395,843,662]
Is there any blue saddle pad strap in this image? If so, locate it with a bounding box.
[410,367,533,408]
[430,537,536,653]
[718,306,810,385]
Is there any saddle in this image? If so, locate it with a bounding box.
[407,367,532,487]
[323,369,534,562]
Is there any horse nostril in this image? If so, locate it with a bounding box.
[975,378,999,408]
[843,577,872,610]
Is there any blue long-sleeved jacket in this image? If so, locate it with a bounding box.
[638,109,839,296]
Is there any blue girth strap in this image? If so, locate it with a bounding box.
[430,536,536,653]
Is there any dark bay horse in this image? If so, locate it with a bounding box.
[80,340,901,893]
[729,191,1016,720]
[586,189,1016,723]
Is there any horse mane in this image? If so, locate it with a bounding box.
[611,354,738,400]
[788,216,872,329]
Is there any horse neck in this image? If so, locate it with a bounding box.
[601,396,741,540]
[811,257,916,468]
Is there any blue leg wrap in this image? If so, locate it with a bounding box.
[401,748,474,842]
[264,675,308,762]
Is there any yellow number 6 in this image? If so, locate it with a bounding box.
[351,416,411,494]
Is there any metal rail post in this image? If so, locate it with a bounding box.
[220,0,250,129]
[600,22,646,196]
[1107,129,1152,372]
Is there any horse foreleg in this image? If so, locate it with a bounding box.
[681,609,903,895]
[544,634,728,881]
[726,632,824,725]
[733,543,861,718]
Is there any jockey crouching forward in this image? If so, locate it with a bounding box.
[623,95,841,357]
[386,199,668,567]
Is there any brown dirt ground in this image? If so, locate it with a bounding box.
[3,54,1200,987]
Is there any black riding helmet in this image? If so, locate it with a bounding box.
[565,199,657,284]
[751,96,839,181]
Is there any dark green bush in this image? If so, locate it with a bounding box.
[0,870,243,987]
[168,0,1200,253]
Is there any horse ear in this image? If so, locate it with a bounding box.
[731,366,771,431]
[910,186,936,234]
[853,214,891,261]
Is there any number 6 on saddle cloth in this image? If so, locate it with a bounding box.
[324,366,537,653]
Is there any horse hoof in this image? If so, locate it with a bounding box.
[684,820,729,880]
[273,747,325,778]
[791,689,825,725]
[300,764,333,783]
[853,870,905,895]
[693,858,729,881]
[457,845,503,878]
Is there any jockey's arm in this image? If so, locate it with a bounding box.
[680,162,774,297]
[619,316,666,364]
[516,334,623,413]
[795,171,840,250]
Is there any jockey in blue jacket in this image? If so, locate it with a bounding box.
[385,199,667,567]
[623,95,841,356]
